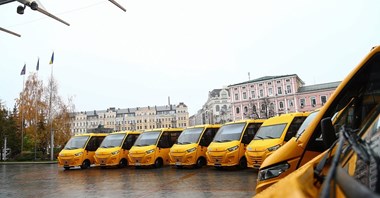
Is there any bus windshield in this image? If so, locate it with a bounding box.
[99,133,125,148]
[296,111,319,138]
[213,123,245,142]
[254,124,287,140]
[177,127,204,144]
[64,136,89,150]
[134,131,161,146]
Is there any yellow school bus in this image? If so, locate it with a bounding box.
[206,119,265,169]
[128,128,183,168]
[256,45,380,193]
[94,131,141,168]
[169,124,221,168]
[58,133,107,170]
[245,112,309,169]
[256,104,380,197]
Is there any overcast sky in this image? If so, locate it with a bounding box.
[1,0,380,115]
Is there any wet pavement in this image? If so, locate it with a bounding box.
[0,164,258,198]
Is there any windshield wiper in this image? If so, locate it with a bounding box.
[255,136,264,140]
[343,128,370,163]
[221,139,233,142]
[265,135,276,139]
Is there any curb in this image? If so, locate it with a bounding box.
[0,161,57,165]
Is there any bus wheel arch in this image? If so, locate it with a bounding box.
[154,158,163,168]
[119,158,128,168]
[81,159,91,169]
[195,157,206,168]
[238,157,247,169]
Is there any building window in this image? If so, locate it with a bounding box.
[286,85,292,94]
[243,92,247,100]
[286,79,290,82]
[300,98,305,108]
[261,104,266,111]
[236,107,240,114]
[288,99,294,107]
[234,93,239,101]
[279,101,284,109]
[259,89,264,97]
[259,83,263,87]
[221,90,227,99]
[268,87,273,96]
[277,80,281,84]
[244,106,248,113]
[277,87,282,95]
[321,96,327,105]
[251,90,255,98]
[216,105,220,112]
[268,82,272,85]
[311,97,317,107]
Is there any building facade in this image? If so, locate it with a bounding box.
[190,88,232,126]
[70,102,189,135]
[228,74,340,121]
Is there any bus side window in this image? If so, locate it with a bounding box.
[86,137,97,151]
[242,124,259,144]
[169,132,181,147]
[123,135,136,150]
[285,117,307,141]
[200,129,216,147]
[158,132,171,148]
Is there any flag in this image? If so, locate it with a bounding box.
[20,64,26,75]
[49,52,54,64]
[36,58,40,71]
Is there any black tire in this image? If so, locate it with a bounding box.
[238,157,247,169]
[154,158,163,168]
[176,165,183,169]
[64,167,70,170]
[80,160,90,169]
[195,157,206,169]
[119,159,128,168]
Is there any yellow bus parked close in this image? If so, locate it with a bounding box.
[169,124,221,168]
[58,133,107,170]
[94,131,141,168]
[128,128,183,168]
[245,112,309,169]
[206,119,265,169]
[256,45,380,193]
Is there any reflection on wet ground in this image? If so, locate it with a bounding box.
[0,164,258,197]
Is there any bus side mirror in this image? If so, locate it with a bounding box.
[321,117,337,148]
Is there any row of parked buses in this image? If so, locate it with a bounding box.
[58,46,380,197]
[57,112,310,171]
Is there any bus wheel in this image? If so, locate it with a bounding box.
[80,160,90,169]
[238,157,247,169]
[154,158,163,168]
[119,159,128,168]
[195,157,206,168]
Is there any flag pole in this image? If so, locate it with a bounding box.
[20,64,26,153]
[34,57,39,160]
[49,52,54,160]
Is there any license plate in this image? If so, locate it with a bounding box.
[135,162,141,166]
[175,162,182,166]
[215,163,222,167]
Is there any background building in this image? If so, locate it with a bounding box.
[191,74,340,124]
[70,102,189,135]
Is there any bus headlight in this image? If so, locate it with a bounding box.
[227,145,239,152]
[111,150,120,155]
[146,149,155,154]
[74,152,83,157]
[267,144,281,152]
[258,163,290,181]
[186,147,196,153]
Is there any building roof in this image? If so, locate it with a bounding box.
[209,89,222,97]
[228,74,304,87]
[298,81,341,93]
[70,103,186,117]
